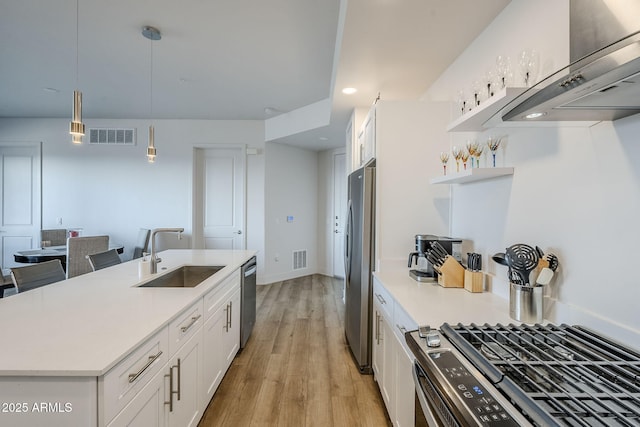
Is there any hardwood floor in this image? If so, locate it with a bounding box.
[198,274,391,427]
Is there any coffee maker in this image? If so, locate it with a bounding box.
[408,234,462,282]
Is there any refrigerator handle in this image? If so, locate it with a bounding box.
[344,200,353,283]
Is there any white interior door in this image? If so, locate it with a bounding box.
[333,153,346,278]
[0,144,42,275]
[199,147,245,250]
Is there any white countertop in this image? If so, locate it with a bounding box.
[0,250,255,376]
[374,270,515,327]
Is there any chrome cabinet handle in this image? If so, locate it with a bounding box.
[176,358,181,401]
[128,350,163,383]
[224,304,229,332]
[180,314,202,333]
[164,359,180,411]
[228,301,233,329]
[164,370,173,412]
[375,293,386,305]
[375,312,381,345]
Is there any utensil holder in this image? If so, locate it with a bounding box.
[437,257,464,288]
[509,283,543,323]
[464,270,484,293]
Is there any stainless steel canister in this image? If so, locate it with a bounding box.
[509,284,543,323]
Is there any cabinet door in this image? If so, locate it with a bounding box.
[371,308,383,379]
[394,342,415,427]
[201,301,226,406]
[361,108,376,163]
[380,314,395,417]
[222,288,241,371]
[107,368,167,427]
[167,332,202,427]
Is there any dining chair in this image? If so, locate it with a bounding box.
[86,249,122,272]
[40,229,67,247]
[132,228,151,259]
[10,259,66,293]
[66,235,109,278]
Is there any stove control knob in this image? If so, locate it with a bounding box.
[426,332,441,347]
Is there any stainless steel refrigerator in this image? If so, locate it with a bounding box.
[344,158,375,374]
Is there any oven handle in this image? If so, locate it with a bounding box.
[412,362,442,427]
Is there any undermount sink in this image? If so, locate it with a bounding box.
[138,265,225,288]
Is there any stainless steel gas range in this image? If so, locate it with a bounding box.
[406,323,640,426]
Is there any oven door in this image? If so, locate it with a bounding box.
[413,362,446,427]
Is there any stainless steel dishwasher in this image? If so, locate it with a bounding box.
[240,256,257,349]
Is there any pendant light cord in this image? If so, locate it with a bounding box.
[75,0,79,88]
[150,36,153,123]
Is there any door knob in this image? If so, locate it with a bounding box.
[234,230,242,235]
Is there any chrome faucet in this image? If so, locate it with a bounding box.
[150,228,184,273]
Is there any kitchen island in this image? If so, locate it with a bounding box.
[0,249,255,427]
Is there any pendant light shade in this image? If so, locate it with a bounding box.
[70,0,84,144]
[70,90,84,144]
[147,125,156,163]
[143,25,161,162]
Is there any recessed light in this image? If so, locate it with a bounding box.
[342,87,357,95]
[318,137,329,141]
[524,112,546,119]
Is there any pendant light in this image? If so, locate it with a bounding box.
[142,26,161,163]
[69,0,84,144]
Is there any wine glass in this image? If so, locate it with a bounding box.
[466,140,478,168]
[487,136,502,167]
[484,71,495,99]
[455,89,468,116]
[496,55,512,89]
[452,146,463,172]
[440,152,450,175]
[473,145,484,168]
[461,150,470,170]
[518,49,539,87]
[471,79,482,107]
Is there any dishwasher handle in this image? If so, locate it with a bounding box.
[244,265,257,277]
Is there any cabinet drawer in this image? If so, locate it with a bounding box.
[392,302,418,345]
[203,270,240,321]
[100,326,169,424]
[169,299,204,356]
[373,277,393,321]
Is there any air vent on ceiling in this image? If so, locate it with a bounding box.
[89,128,136,145]
[293,250,307,270]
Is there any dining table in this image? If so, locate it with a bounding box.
[13,244,124,266]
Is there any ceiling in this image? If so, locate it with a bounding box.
[0,0,510,151]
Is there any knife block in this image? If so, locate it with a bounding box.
[464,270,484,293]
[437,257,464,288]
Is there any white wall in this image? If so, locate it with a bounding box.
[0,117,268,282]
[424,0,639,347]
[374,100,451,271]
[263,141,319,283]
[317,147,346,277]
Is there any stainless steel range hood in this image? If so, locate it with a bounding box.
[502,0,640,123]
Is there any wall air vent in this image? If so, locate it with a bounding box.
[293,250,307,270]
[89,128,136,145]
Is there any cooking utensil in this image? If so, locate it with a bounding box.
[506,244,539,285]
[535,246,544,258]
[535,267,554,286]
[492,252,508,266]
[544,253,559,271]
[466,252,481,271]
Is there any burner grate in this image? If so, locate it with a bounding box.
[442,323,640,426]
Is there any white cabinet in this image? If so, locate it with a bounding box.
[346,107,368,172]
[166,332,202,427]
[358,106,376,166]
[222,288,241,370]
[201,271,241,407]
[107,369,167,427]
[371,277,416,427]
